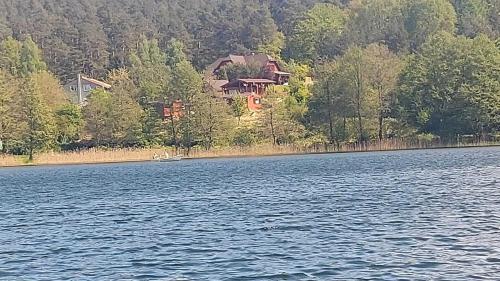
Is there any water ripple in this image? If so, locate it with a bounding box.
[0,147,499,280]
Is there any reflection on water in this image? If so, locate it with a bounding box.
[1,147,499,280]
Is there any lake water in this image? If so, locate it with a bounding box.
[1,147,499,280]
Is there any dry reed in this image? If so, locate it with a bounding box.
[0,139,498,167]
[33,148,171,166]
[0,154,23,167]
[187,139,499,159]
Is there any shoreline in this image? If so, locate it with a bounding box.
[1,143,499,168]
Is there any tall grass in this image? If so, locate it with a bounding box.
[0,139,498,167]
[187,139,499,158]
[0,148,172,167]
[0,155,24,167]
[35,148,177,165]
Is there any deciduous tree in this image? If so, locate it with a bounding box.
[398,32,500,138]
[287,3,347,64]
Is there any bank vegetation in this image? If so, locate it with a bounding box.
[0,0,499,166]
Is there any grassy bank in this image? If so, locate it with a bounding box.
[1,140,499,167]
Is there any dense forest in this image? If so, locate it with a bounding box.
[0,0,499,159]
[0,0,498,80]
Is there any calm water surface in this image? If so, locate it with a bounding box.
[1,147,500,280]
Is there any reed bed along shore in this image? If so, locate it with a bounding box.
[188,139,500,159]
[1,140,499,167]
[0,148,164,167]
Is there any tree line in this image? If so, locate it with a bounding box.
[0,0,498,79]
[0,0,499,159]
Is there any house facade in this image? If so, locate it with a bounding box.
[206,54,290,84]
[205,54,291,110]
[64,74,111,105]
[220,78,276,110]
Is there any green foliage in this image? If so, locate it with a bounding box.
[345,0,410,52]
[259,87,306,145]
[19,75,57,160]
[20,37,47,77]
[309,61,354,144]
[309,44,404,143]
[404,0,458,50]
[0,70,21,152]
[129,36,170,102]
[31,71,69,109]
[284,61,312,104]
[168,57,203,152]
[0,36,46,77]
[170,60,203,102]
[398,32,500,137]
[55,104,84,145]
[84,88,113,146]
[0,0,495,79]
[192,93,235,149]
[165,38,188,68]
[287,3,347,64]
[363,44,403,140]
[232,127,258,147]
[84,73,144,148]
[107,69,144,146]
[0,39,69,158]
[0,1,499,157]
[0,37,22,76]
[257,31,285,59]
[451,0,499,38]
[141,107,167,147]
[231,95,248,125]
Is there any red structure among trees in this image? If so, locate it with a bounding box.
[205,54,290,110]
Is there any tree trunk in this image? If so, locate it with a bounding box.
[356,99,364,141]
[326,81,334,144]
[169,114,177,152]
[28,137,34,162]
[343,117,347,139]
[378,111,383,142]
[207,101,213,150]
[270,111,276,146]
[186,104,192,156]
[378,89,384,142]
[355,70,363,140]
[354,53,365,142]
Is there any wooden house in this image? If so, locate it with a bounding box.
[205,54,291,110]
[221,79,276,111]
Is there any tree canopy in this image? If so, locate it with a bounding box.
[0,0,496,79]
[0,0,499,160]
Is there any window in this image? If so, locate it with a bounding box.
[83,85,92,92]
[69,85,77,92]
